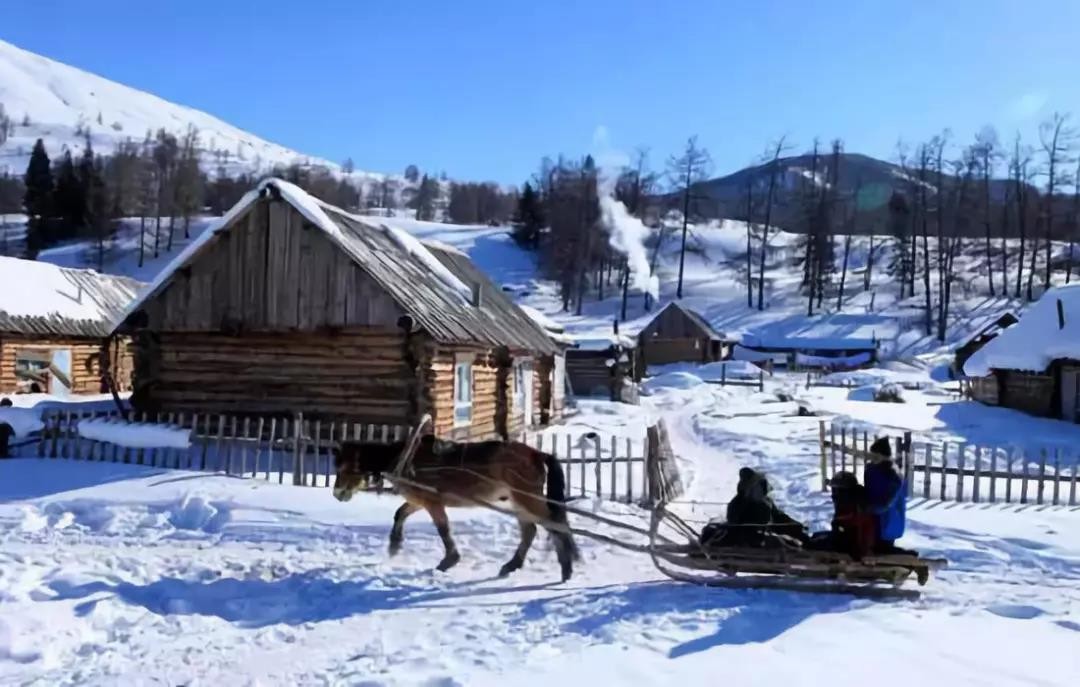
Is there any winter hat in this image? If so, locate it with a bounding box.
[869,437,891,459]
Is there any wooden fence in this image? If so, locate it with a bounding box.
[819,421,1080,507]
[706,367,766,391]
[26,409,659,505]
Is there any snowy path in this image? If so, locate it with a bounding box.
[2,383,1079,685]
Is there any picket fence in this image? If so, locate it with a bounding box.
[31,408,661,505]
[818,421,1080,507]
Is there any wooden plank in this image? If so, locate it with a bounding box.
[839,426,847,473]
[829,424,837,478]
[989,446,998,503]
[1052,448,1061,506]
[817,421,828,490]
[937,440,946,499]
[292,416,305,487]
[240,417,251,477]
[626,437,633,503]
[610,434,617,500]
[214,415,226,474]
[594,438,602,497]
[312,420,322,487]
[1070,454,1078,507]
[902,433,914,498]
[956,443,966,502]
[1005,448,1014,503]
[579,435,586,497]
[1037,448,1047,506]
[264,417,276,481]
[278,418,289,484]
[1021,450,1030,504]
[227,416,238,475]
[199,413,210,470]
[972,446,982,503]
[922,443,932,499]
[61,410,73,458]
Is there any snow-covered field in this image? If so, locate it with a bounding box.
[3,368,1078,686]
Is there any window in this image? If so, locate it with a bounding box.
[513,363,526,409]
[454,357,473,426]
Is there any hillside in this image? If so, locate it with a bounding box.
[0,39,393,188]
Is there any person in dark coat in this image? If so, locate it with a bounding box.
[0,397,13,459]
[863,437,912,555]
[805,471,877,559]
[700,467,809,549]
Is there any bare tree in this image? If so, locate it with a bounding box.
[667,136,711,299]
[1040,113,1077,288]
[756,136,789,310]
[1069,158,1080,283]
[973,127,1000,295]
[837,178,860,310]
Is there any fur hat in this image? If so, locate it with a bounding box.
[870,437,892,459]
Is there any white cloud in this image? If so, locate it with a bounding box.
[1007,92,1049,120]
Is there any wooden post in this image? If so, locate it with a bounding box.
[1037,448,1047,506]
[956,444,967,502]
[839,426,847,473]
[610,435,617,500]
[264,417,275,481]
[639,432,648,502]
[594,438,602,498]
[1052,448,1061,506]
[1070,454,1078,507]
[278,418,289,484]
[225,416,237,475]
[939,442,948,501]
[292,414,305,487]
[61,410,73,458]
[1005,448,1014,503]
[1021,450,1030,504]
[555,433,566,494]
[758,370,764,392]
[989,446,998,503]
[312,420,322,487]
[818,421,828,490]
[240,417,251,477]
[903,432,914,498]
[923,443,932,499]
[578,435,585,497]
[721,363,727,387]
[199,413,212,471]
[213,415,226,473]
[322,421,333,487]
[972,445,982,503]
[829,423,837,478]
[626,437,633,503]
[806,371,812,389]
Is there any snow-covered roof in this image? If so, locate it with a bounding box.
[116,178,557,354]
[519,305,576,346]
[0,256,144,338]
[739,313,896,351]
[964,285,1080,377]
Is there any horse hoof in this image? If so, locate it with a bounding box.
[498,561,521,578]
[436,552,461,572]
[388,541,402,557]
[560,566,573,583]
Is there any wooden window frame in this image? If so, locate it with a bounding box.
[453,354,473,427]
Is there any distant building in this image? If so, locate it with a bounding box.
[951,311,1019,378]
[0,256,141,397]
[964,286,1080,423]
[637,302,731,368]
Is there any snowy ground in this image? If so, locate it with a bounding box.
[3,368,1078,686]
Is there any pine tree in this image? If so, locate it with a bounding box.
[54,149,83,238]
[512,182,544,248]
[23,139,53,257]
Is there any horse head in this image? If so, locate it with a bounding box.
[332,441,399,502]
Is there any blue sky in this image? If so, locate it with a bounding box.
[4,1,1078,185]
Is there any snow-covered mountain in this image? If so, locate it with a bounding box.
[0,38,386,184]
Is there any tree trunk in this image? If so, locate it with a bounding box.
[920,173,932,335]
[1027,216,1039,300]
[864,234,874,291]
[138,214,146,268]
[620,261,630,321]
[676,167,691,299]
[837,234,852,310]
[1016,180,1026,298]
[983,151,995,296]
[1000,195,1009,295]
[167,214,176,252]
[758,158,780,311]
[746,222,754,308]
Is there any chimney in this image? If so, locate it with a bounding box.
[471,282,483,307]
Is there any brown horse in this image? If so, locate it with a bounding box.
[332,435,580,581]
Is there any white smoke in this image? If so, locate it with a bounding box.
[592,126,660,300]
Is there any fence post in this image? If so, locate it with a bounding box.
[626,436,634,503]
[610,435,617,501]
[903,432,914,497]
[312,419,322,487]
[939,442,948,501]
[278,418,289,484]
[956,444,967,503]
[1052,448,1061,506]
[818,421,828,490]
[1005,448,1014,503]
[1037,448,1047,506]
[1021,451,1029,504]
[1070,454,1078,507]
[839,426,847,473]
[721,363,727,387]
[758,370,764,392]
[922,443,932,499]
[829,423,838,478]
[293,413,305,486]
[989,447,998,503]
[594,436,602,497]
[972,445,982,503]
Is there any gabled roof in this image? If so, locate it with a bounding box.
[118,178,557,355]
[0,256,144,338]
[964,286,1080,377]
[647,301,726,340]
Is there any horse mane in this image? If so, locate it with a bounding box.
[334,440,405,473]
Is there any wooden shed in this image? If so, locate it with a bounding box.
[963,287,1080,423]
[115,178,561,440]
[951,312,1018,377]
[0,256,140,397]
[637,302,729,368]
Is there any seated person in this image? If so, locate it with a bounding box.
[863,437,915,556]
[806,471,878,559]
[700,467,809,549]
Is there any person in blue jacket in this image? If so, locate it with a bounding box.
[863,437,912,555]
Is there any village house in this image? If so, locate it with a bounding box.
[636,301,730,368]
[951,311,1018,378]
[963,285,1080,423]
[0,256,140,397]
[113,178,562,440]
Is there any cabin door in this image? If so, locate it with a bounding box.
[1061,368,1080,423]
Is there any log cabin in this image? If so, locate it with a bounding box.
[0,256,140,397]
[114,178,563,440]
[637,302,730,368]
[963,287,1080,423]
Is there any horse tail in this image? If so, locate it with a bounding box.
[542,451,580,564]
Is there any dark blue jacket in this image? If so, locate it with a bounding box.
[864,461,905,541]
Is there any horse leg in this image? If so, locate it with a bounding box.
[516,492,577,583]
[498,518,537,578]
[389,502,419,556]
[426,504,461,572]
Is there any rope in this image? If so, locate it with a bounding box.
[390,413,431,479]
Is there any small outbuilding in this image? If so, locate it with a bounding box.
[964,286,1080,423]
[637,302,730,367]
[114,178,561,440]
[952,311,1019,377]
[0,256,141,397]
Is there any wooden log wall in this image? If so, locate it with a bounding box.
[1000,370,1056,417]
[135,328,414,422]
[640,337,712,367]
[429,345,500,440]
[0,335,133,395]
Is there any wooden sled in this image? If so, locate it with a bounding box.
[648,503,947,600]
